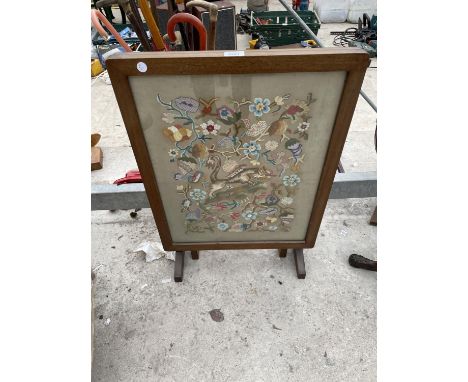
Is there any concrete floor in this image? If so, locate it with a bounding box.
[91,3,377,380]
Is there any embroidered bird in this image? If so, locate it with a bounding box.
[269,119,289,142]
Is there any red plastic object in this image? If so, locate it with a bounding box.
[113,170,142,185]
[91,9,132,52]
[167,13,207,51]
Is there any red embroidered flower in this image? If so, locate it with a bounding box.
[230,212,240,220]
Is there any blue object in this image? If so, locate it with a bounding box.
[299,0,309,10]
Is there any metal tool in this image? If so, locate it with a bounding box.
[96,0,154,51]
[167,13,207,50]
[186,0,218,50]
[91,9,132,52]
[138,0,166,50]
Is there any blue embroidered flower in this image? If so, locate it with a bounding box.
[249,98,271,117]
[242,141,261,157]
[217,222,230,231]
[282,174,301,187]
[217,106,235,121]
[189,188,207,201]
[265,194,279,205]
[242,210,257,221]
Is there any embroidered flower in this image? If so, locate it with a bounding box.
[265,140,278,151]
[181,199,191,208]
[265,194,279,205]
[174,97,199,113]
[176,185,185,192]
[242,141,261,157]
[242,210,257,221]
[274,96,285,106]
[255,221,265,229]
[280,196,293,205]
[231,223,249,232]
[217,106,235,121]
[268,225,278,231]
[222,159,237,173]
[297,122,310,132]
[168,148,178,160]
[230,212,241,220]
[200,120,221,136]
[217,222,230,231]
[282,174,301,187]
[189,188,207,201]
[162,112,175,124]
[250,160,260,166]
[249,98,271,117]
[266,216,277,223]
[185,208,201,221]
[163,124,193,143]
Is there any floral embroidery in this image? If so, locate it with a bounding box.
[217,106,235,122]
[282,174,301,187]
[174,97,199,113]
[274,96,285,106]
[242,210,257,221]
[265,140,278,151]
[200,120,221,136]
[168,148,178,161]
[217,222,230,231]
[242,141,262,158]
[249,98,271,117]
[297,122,309,132]
[156,92,316,234]
[280,196,293,206]
[189,188,207,201]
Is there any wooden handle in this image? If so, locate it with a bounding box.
[186,0,218,50]
[138,0,166,50]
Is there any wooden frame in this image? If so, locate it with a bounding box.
[106,49,368,278]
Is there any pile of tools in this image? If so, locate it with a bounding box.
[91,0,219,53]
[331,13,377,57]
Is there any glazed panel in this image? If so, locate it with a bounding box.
[129,71,346,242]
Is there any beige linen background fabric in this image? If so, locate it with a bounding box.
[129,71,346,243]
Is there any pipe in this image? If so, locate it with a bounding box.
[138,0,166,50]
[277,0,377,112]
[91,9,132,52]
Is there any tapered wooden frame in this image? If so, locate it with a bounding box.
[106,49,369,251]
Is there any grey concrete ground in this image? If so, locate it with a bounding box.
[92,2,377,380]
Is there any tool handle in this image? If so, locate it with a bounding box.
[167,13,207,50]
[138,0,166,50]
[91,9,132,52]
[186,0,218,50]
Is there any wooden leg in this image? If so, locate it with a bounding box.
[370,206,377,226]
[278,249,287,258]
[191,250,199,260]
[174,251,185,282]
[293,248,306,279]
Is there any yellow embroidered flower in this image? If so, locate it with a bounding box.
[274,96,284,105]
